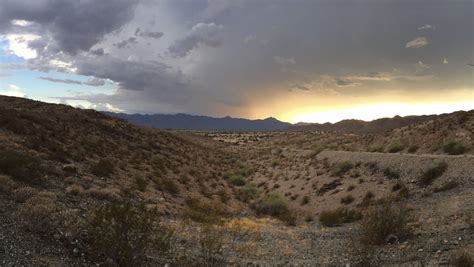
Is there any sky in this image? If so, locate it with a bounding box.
[0,0,472,123]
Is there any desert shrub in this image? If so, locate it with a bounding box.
[255,194,289,217]
[91,159,115,177]
[155,177,180,195]
[347,185,355,191]
[387,142,404,153]
[0,175,16,193]
[278,210,297,226]
[0,150,45,184]
[12,186,38,202]
[367,144,384,153]
[331,161,354,176]
[319,207,362,227]
[89,202,173,266]
[238,183,259,202]
[341,195,355,205]
[358,202,413,245]
[301,196,310,205]
[87,186,123,202]
[228,174,246,186]
[383,168,400,179]
[433,180,459,193]
[183,197,226,224]
[66,184,85,195]
[135,177,148,192]
[443,139,468,155]
[16,194,62,234]
[451,251,474,267]
[217,188,230,203]
[407,145,419,153]
[310,144,327,156]
[198,224,226,265]
[359,191,375,206]
[419,160,448,186]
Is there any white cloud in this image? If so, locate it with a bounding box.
[418,24,435,31]
[2,34,40,59]
[11,20,33,27]
[0,84,26,97]
[405,37,428,48]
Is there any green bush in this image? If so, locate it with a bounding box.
[358,202,413,245]
[228,174,246,186]
[443,140,468,155]
[368,144,384,153]
[419,160,448,186]
[255,194,289,216]
[383,168,400,179]
[319,208,362,227]
[387,142,404,153]
[89,202,173,266]
[407,145,419,153]
[331,161,354,176]
[91,159,115,177]
[183,197,226,224]
[238,183,259,202]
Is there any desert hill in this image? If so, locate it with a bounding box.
[0,96,472,266]
[288,113,449,134]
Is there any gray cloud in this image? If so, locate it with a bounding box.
[405,37,428,48]
[39,76,105,87]
[168,22,224,57]
[135,28,164,39]
[114,37,138,49]
[0,0,139,55]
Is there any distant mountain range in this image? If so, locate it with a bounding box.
[105,111,461,133]
[287,114,450,134]
[104,112,292,131]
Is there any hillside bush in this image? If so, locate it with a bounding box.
[89,202,173,266]
[91,159,115,177]
[331,161,354,176]
[238,183,259,202]
[387,142,404,153]
[255,194,289,216]
[358,201,413,245]
[319,207,362,227]
[0,150,45,184]
[443,140,468,155]
[419,160,448,186]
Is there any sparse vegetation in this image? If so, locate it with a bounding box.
[237,183,259,202]
[383,168,400,179]
[255,194,289,217]
[358,201,413,245]
[451,251,474,267]
[91,158,115,177]
[0,150,45,184]
[89,202,173,266]
[319,208,362,227]
[443,139,468,155]
[228,174,246,186]
[419,160,448,186]
[340,195,355,205]
[331,161,354,176]
[433,180,459,193]
[387,142,404,153]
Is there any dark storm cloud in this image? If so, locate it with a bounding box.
[1,0,472,117]
[168,23,224,57]
[0,0,139,55]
